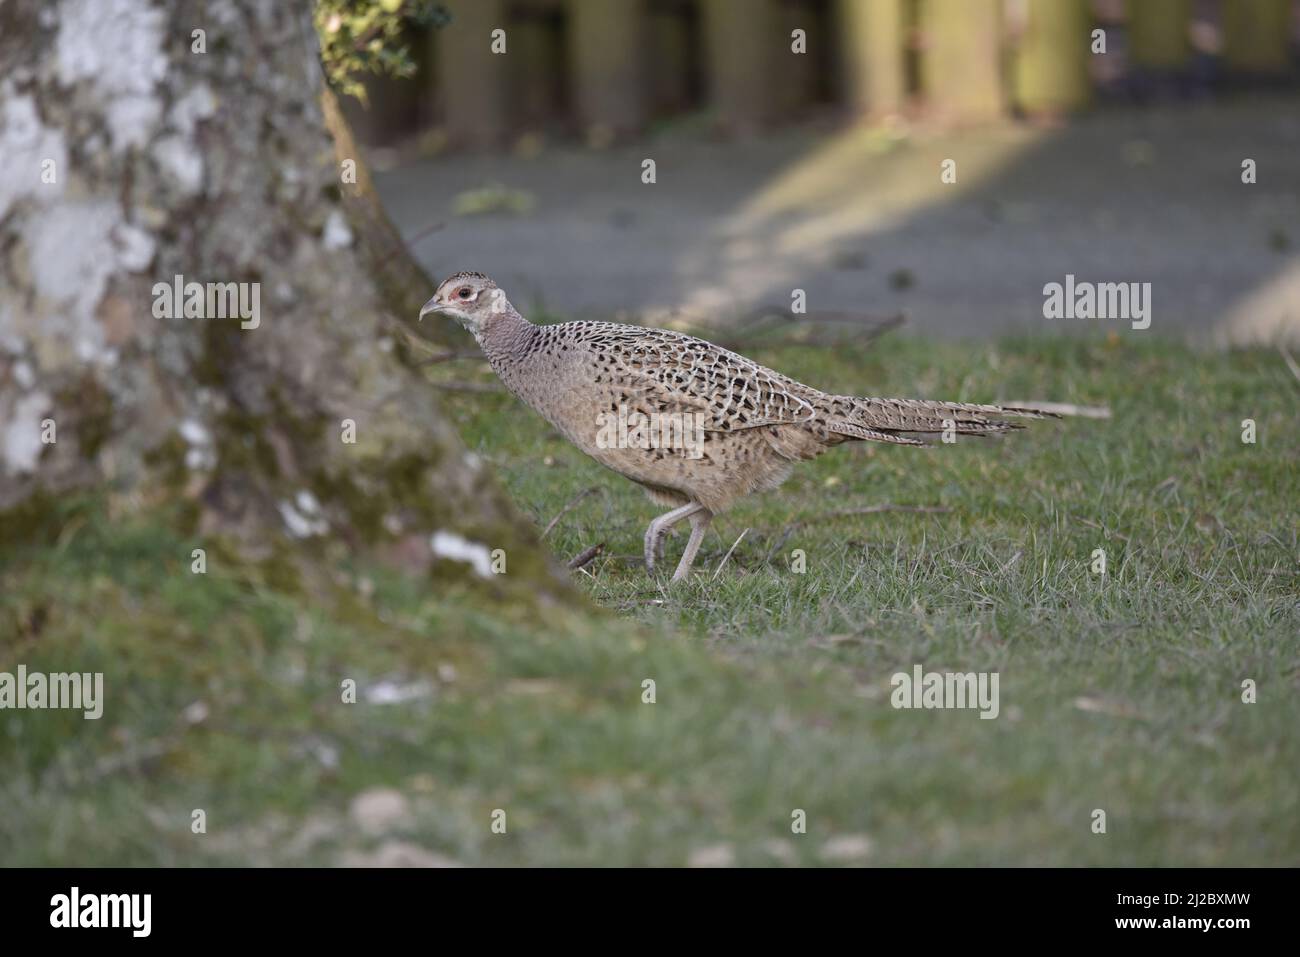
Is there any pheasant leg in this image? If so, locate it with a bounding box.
[643,503,705,573]
[671,508,713,582]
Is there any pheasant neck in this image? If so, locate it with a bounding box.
[475,305,537,369]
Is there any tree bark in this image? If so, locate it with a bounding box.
[0,0,573,604]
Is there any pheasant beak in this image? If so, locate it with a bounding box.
[419,298,448,321]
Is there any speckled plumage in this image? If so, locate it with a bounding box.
[421,273,1052,581]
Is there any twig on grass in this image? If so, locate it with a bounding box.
[1074,696,1146,720]
[567,542,605,570]
[542,486,599,539]
[818,504,951,518]
[1073,515,1130,542]
[712,528,750,580]
[403,220,447,248]
[1280,345,1300,383]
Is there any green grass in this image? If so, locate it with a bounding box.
[2,333,1297,865]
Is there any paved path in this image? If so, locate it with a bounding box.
[377,97,1300,345]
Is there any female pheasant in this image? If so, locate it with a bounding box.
[421,272,1051,582]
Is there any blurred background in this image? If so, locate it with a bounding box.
[337,0,1300,344]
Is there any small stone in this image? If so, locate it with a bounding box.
[182,700,208,724]
[888,267,915,291]
[349,788,410,836]
[819,834,873,863]
[687,843,735,868]
[340,840,461,868]
[763,839,797,864]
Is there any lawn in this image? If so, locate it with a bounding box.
[2,331,1297,865]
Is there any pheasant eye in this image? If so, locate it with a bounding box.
[458,287,472,299]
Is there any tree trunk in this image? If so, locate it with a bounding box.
[0,0,573,603]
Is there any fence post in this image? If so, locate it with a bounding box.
[1222,0,1292,75]
[920,0,1004,124]
[838,0,906,121]
[1128,0,1193,70]
[570,0,648,140]
[704,0,782,131]
[1012,0,1093,115]
[436,0,509,147]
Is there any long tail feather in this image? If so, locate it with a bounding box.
[828,396,1060,445]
